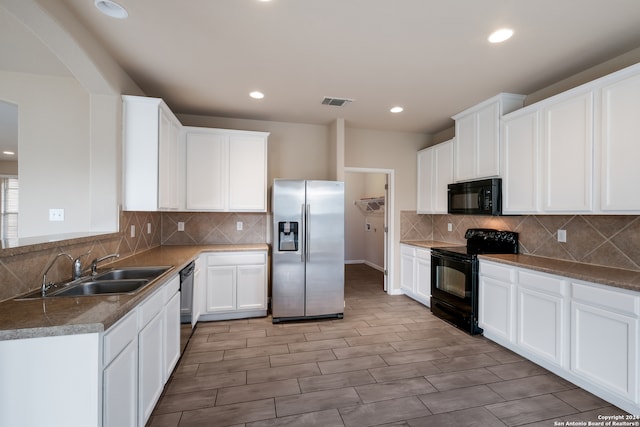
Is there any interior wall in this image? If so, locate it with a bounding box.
[0,71,92,237]
[345,127,430,291]
[177,114,332,186]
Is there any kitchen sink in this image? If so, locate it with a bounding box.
[93,266,171,281]
[53,279,150,296]
[15,266,172,299]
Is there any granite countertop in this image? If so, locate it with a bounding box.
[401,240,640,294]
[400,240,462,249]
[480,253,640,293]
[0,244,269,341]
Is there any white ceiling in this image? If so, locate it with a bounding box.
[55,0,640,134]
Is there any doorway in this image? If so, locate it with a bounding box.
[344,168,394,294]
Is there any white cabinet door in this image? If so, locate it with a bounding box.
[186,131,227,210]
[517,271,568,368]
[571,282,638,404]
[454,114,477,182]
[138,312,164,427]
[123,95,181,211]
[599,71,640,212]
[103,339,137,427]
[502,110,540,213]
[476,101,501,178]
[542,90,594,212]
[416,147,434,213]
[206,265,236,312]
[479,275,514,344]
[453,94,525,182]
[237,264,267,310]
[192,257,204,328]
[228,134,267,211]
[158,108,179,210]
[164,291,181,381]
[417,141,453,214]
[400,245,415,295]
[415,249,431,305]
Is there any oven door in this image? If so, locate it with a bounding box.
[430,250,474,311]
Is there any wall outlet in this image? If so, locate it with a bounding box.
[237,221,243,231]
[130,224,135,238]
[557,229,567,243]
[447,223,453,232]
[49,208,64,221]
[147,223,151,234]
[177,222,185,232]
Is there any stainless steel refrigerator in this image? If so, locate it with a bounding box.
[272,179,345,323]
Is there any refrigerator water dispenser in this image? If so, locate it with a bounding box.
[278,221,299,251]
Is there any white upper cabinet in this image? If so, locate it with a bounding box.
[417,139,453,214]
[598,67,640,212]
[500,62,640,215]
[123,95,182,211]
[542,89,594,212]
[452,93,525,182]
[501,109,540,214]
[185,127,268,212]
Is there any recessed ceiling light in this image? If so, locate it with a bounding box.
[95,0,129,19]
[249,91,265,99]
[488,28,513,43]
[390,106,404,113]
[3,151,15,156]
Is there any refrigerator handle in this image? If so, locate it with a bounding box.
[305,204,310,262]
[301,204,306,263]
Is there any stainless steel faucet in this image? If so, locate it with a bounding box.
[90,253,120,275]
[72,251,91,280]
[42,253,74,297]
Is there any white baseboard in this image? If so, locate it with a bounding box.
[345,259,384,272]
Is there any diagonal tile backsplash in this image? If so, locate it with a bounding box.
[401,211,640,272]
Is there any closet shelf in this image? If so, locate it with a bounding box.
[354,197,385,216]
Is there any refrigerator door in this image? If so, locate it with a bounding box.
[272,180,306,318]
[305,180,345,316]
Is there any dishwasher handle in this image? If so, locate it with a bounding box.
[180,261,195,279]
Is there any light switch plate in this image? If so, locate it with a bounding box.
[237,221,243,231]
[177,222,185,232]
[130,224,135,238]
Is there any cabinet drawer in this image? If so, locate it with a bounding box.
[480,261,515,282]
[519,270,567,297]
[138,287,165,328]
[400,245,416,257]
[572,282,638,316]
[207,252,266,266]
[103,310,138,366]
[163,275,180,304]
[416,248,431,260]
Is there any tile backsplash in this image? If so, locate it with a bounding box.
[401,211,640,272]
[0,211,268,302]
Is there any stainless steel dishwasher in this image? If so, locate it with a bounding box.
[179,261,195,324]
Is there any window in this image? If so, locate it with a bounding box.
[1,177,18,240]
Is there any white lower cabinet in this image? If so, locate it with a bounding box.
[479,260,640,415]
[571,282,638,404]
[517,271,568,368]
[138,310,164,426]
[201,251,268,321]
[103,338,138,427]
[103,273,180,427]
[478,261,516,343]
[399,244,431,307]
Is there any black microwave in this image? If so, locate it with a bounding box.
[447,178,502,216]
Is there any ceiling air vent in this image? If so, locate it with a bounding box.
[321,97,354,107]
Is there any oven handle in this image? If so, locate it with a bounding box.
[431,251,473,264]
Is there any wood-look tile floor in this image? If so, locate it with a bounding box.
[148,264,628,427]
